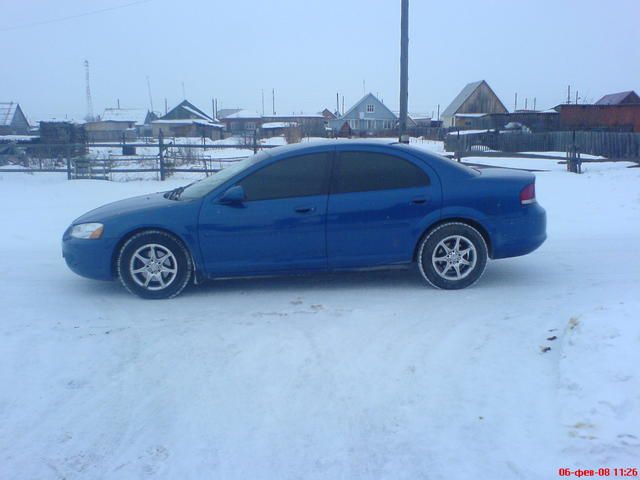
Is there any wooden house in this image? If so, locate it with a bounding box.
[152,100,223,139]
[0,102,30,135]
[441,80,508,129]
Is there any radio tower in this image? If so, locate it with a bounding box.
[84,60,95,121]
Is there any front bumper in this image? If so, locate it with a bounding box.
[62,232,117,281]
[490,203,547,259]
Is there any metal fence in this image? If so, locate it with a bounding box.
[445,130,640,160]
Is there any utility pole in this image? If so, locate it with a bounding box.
[261,89,265,115]
[567,85,571,104]
[514,92,518,111]
[164,98,168,115]
[533,97,537,111]
[146,76,154,112]
[437,104,440,121]
[272,88,275,115]
[524,98,528,110]
[336,92,340,115]
[575,90,579,105]
[398,0,409,142]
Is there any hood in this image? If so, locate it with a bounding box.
[73,191,174,224]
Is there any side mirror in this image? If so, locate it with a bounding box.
[219,185,246,204]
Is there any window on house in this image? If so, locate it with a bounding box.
[366,104,375,113]
[245,122,256,131]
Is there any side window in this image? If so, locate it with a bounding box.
[332,152,430,194]
[239,153,331,201]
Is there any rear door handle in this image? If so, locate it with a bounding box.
[295,206,315,214]
[411,197,429,205]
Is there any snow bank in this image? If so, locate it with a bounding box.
[0,162,638,479]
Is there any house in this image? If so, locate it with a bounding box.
[595,91,640,106]
[329,93,398,137]
[220,110,263,134]
[85,108,157,142]
[0,102,30,135]
[151,100,223,139]
[441,80,508,129]
[322,108,337,121]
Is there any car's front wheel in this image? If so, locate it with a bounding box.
[117,230,192,299]
[418,222,488,289]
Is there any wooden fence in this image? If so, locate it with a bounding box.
[0,140,276,180]
[445,130,640,160]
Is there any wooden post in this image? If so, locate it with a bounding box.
[66,156,72,180]
[253,130,258,154]
[159,129,165,181]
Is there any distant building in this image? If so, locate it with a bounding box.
[220,110,263,134]
[329,93,398,136]
[85,108,157,142]
[0,102,30,135]
[441,80,508,129]
[221,110,327,137]
[558,104,640,132]
[152,100,223,139]
[595,91,640,106]
[321,108,337,120]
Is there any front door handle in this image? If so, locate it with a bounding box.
[411,196,429,205]
[295,206,315,214]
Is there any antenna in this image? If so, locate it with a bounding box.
[84,60,94,121]
[146,76,154,112]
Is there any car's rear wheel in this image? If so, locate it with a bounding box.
[418,222,488,289]
[117,230,192,299]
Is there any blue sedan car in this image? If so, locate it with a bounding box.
[62,141,546,299]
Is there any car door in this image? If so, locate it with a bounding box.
[327,147,441,269]
[198,151,332,276]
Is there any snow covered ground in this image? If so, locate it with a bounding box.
[0,154,639,479]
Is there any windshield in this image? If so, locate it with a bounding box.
[178,151,269,199]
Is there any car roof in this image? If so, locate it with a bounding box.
[263,139,400,157]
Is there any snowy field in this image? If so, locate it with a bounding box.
[0,153,639,479]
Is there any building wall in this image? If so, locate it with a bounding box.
[85,121,136,142]
[152,123,222,140]
[559,105,640,133]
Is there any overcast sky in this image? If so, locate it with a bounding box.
[2,0,639,121]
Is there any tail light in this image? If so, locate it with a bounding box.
[520,183,536,205]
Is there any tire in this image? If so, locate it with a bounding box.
[418,222,488,290]
[117,230,193,299]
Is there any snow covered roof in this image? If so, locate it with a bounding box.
[454,113,487,118]
[152,119,224,128]
[0,102,19,126]
[223,109,262,119]
[261,122,297,129]
[101,108,150,125]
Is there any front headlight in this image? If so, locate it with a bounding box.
[70,223,104,239]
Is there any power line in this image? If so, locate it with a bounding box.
[0,0,152,32]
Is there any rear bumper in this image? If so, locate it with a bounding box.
[490,203,547,259]
[62,233,116,281]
